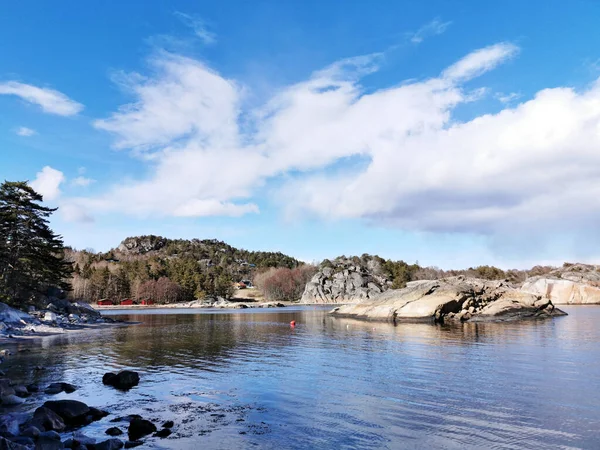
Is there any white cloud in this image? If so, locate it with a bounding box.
[174,12,216,45]
[495,92,521,104]
[82,42,600,247]
[71,176,95,187]
[0,81,83,116]
[15,126,36,136]
[30,166,65,201]
[409,18,452,44]
[93,53,239,153]
[442,43,519,81]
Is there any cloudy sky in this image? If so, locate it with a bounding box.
[2,0,600,269]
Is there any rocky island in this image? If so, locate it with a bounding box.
[330,276,567,323]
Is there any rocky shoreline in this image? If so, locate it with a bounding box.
[0,300,122,342]
[0,365,172,449]
[95,298,289,311]
[330,276,567,323]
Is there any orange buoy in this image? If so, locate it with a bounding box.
[290,320,296,327]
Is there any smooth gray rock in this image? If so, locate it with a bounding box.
[331,276,567,323]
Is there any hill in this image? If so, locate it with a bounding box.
[64,235,302,304]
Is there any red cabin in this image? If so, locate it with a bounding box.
[97,299,112,306]
[141,299,154,306]
[120,298,134,306]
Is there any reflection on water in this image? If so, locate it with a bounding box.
[2,306,599,449]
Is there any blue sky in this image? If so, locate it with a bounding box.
[2,0,600,269]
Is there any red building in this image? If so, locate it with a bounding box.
[141,299,155,305]
[97,299,112,306]
[120,299,135,306]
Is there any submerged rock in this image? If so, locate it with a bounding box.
[127,419,156,441]
[45,382,76,395]
[154,428,171,438]
[331,276,567,323]
[105,427,123,436]
[102,371,139,390]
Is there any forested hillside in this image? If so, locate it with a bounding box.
[65,235,303,304]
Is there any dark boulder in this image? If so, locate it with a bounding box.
[35,431,63,449]
[105,428,123,436]
[161,421,174,429]
[87,408,109,422]
[102,371,139,390]
[12,386,29,398]
[8,437,33,447]
[42,400,90,425]
[0,436,29,449]
[123,442,142,449]
[45,382,76,395]
[127,419,156,441]
[0,379,15,397]
[21,426,40,439]
[154,428,171,438]
[33,407,66,432]
[62,432,95,449]
[109,415,141,424]
[93,439,123,450]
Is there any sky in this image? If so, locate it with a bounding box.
[2,0,600,269]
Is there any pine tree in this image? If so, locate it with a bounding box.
[0,181,71,304]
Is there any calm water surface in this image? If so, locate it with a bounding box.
[2,305,600,449]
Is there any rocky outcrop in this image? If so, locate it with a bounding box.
[301,258,390,304]
[521,263,600,304]
[0,301,112,339]
[117,236,167,254]
[330,276,566,323]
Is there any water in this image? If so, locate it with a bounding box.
[2,305,600,449]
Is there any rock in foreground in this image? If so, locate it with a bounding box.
[330,276,567,323]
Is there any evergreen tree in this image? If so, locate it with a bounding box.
[0,181,71,304]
